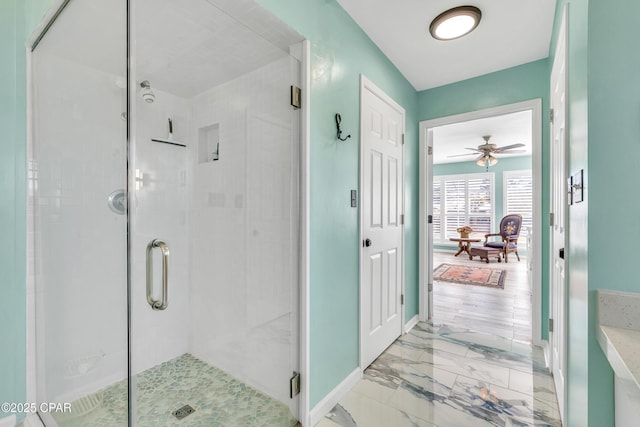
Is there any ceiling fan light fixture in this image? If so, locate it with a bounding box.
[429,6,482,41]
[488,154,498,166]
[476,156,486,167]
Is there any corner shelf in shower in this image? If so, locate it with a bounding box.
[151,138,186,148]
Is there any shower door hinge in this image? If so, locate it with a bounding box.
[428,146,433,155]
[290,371,301,398]
[290,86,301,109]
[548,318,554,333]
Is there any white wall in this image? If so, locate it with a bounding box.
[187,56,298,405]
[129,89,191,374]
[32,52,128,402]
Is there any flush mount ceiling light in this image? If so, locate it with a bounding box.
[429,6,482,41]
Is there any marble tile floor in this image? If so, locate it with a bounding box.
[317,322,561,427]
[433,250,532,343]
[52,353,298,427]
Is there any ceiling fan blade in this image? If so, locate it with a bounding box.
[497,149,527,154]
[494,143,525,152]
[465,147,482,152]
[447,153,476,158]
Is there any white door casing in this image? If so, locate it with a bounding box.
[550,5,568,424]
[419,99,543,344]
[360,76,405,369]
[418,128,434,322]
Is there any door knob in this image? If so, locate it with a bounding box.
[363,238,372,247]
[559,248,565,259]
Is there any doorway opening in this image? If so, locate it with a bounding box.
[419,99,543,346]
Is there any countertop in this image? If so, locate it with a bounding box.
[598,325,640,389]
[597,290,640,391]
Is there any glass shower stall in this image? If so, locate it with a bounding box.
[30,0,304,425]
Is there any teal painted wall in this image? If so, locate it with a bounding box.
[417,59,551,341]
[587,0,640,425]
[1,0,54,423]
[550,0,640,425]
[433,156,532,251]
[257,0,419,408]
[0,1,27,422]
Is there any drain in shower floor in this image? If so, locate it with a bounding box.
[172,404,196,420]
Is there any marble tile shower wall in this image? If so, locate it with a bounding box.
[187,55,297,406]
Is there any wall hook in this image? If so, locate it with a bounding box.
[335,113,351,142]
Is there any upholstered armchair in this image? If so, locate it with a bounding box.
[484,214,522,263]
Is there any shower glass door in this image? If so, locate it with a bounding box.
[31,0,129,426]
[129,0,302,425]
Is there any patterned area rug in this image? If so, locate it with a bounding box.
[433,263,506,289]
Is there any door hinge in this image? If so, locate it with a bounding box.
[549,212,555,226]
[402,134,405,145]
[427,146,433,155]
[401,294,404,305]
[550,108,555,124]
[548,319,554,333]
[290,371,300,398]
[400,214,405,225]
[427,214,433,224]
[290,86,301,109]
[428,283,433,291]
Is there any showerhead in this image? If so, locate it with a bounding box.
[140,80,155,103]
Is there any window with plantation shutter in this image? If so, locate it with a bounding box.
[432,181,442,241]
[433,172,494,244]
[504,170,533,245]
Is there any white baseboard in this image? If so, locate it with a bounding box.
[308,368,362,426]
[0,415,15,427]
[542,339,551,371]
[404,314,419,333]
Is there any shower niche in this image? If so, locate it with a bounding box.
[198,123,220,163]
[30,0,305,426]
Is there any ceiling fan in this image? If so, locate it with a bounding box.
[448,135,526,168]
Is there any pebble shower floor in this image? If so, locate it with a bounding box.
[52,353,298,427]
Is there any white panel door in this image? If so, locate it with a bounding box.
[550,5,568,424]
[361,77,405,369]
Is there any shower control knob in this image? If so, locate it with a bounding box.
[363,238,372,247]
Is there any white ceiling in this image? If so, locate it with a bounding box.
[432,110,532,164]
[336,0,557,91]
[37,0,303,98]
[136,0,303,97]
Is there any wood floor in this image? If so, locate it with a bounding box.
[432,250,532,343]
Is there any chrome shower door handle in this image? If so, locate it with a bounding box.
[146,239,169,310]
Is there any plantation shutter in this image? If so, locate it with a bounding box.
[432,181,441,241]
[467,177,492,235]
[444,179,466,239]
[433,172,494,244]
[504,170,533,245]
